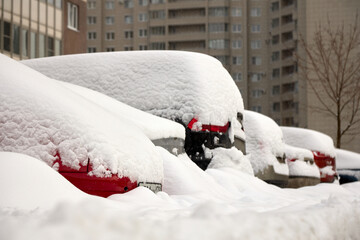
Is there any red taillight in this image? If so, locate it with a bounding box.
[187,118,229,133]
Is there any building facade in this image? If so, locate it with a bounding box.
[0,0,86,60]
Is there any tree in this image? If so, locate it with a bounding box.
[296,14,360,148]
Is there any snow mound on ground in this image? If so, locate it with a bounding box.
[243,110,287,175]
[335,148,360,169]
[206,147,254,175]
[0,54,163,184]
[0,152,88,211]
[22,51,244,126]
[60,81,185,141]
[281,127,336,157]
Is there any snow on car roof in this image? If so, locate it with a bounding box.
[280,127,336,157]
[22,51,244,126]
[0,54,163,184]
[243,110,286,175]
[60,81,185,141]
[335,148,360,169]
[283,144,314,161]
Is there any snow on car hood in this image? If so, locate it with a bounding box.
[335,148,360,169]
[0,54,163,184]
[22,51,244,126]
[281,127,336,157]
[243,110,287,175]
[59,81,185,141]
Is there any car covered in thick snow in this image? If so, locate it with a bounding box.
[0,54,163,197]
[22,51,245,170]
[281,127,338,183]
[335,148,360,184]
[243,110,289,187]
[284,144,320,188]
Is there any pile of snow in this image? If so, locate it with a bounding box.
[284,144,320,178]
[22,51,244,127]
[243,111,288,175]
[281,127,336,157]
[60,81,185,141]
[1,151,360,240]
[335,148,360,169]
[0,54,162,184]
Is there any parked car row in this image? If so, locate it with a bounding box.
[1,50,353,198]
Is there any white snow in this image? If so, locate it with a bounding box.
[59,81,185,141]
[284,144,320,178]
[335,148,360,169]
[0,54,163,183]
[1,151,360,240]
[243,110,288,176]
[22,51,244,127]
[281,127,336,157]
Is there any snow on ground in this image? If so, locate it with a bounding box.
[22,51,244,127]
[0,53,163,183]
[243,110,288,176]
[281,127,336,157]
[1,151,360,240]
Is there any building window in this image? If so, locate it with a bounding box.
[232,24,241,33]
[125,31,134,39]
[105,1,114,9]
[251,56,262,65]
[139,0,148,6]
[150,10,165,19]
[105,16,115,25]
[22,29,28,57]
[12,24,20,55]
[273,102,281,112]
[272,1,280,11]
[232,40,242,49]
[150,26,165,35]
[105,32,115,40]
[209,23,228,33]
[272,68,280,79]
[30,32,36,58]
[55,39,61,55]
[231,8,242,17]
[209,39,229,49]
[232,72,242,82]
[252,89,264,98]
[272,35,280,44]
[215,56,229,65]
[47,36,54,56]
[232,56,242,65]
[209,7,228,17]
[139,45,148,50]
[252,106,262,113]
[124,15,133,24]
[150,42,165,50]
[272,51,280,61]
[39,33,45,57]
[67,2,78,30]
[88,47,96,53]
[250,8,261,17]
[3,21,11,52]
[87,16,97,24]
[124,46,134,51]
[124,0,134,8]
[272,85,280,95]
[251,24,261,33]
[87,1,96,9]
[88,32,97,40]
[138,13,148,22]
[283,117,295,126]
[106,47,115,52]
[139,29,148,37]
[251,73,262,82]
[150,0,164,4]
[272,18,280,28]
[251,40,261,49]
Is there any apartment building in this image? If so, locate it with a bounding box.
[84,0,358,152]
[0,0,87,60]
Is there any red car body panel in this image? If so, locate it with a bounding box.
[312,151,337,183]
[53,153,138,197]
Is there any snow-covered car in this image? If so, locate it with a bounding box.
[243,110,289,187]
[60,81,185,156]
[281,127,338,183]
[0,54,163,197]
[284,144,320,188]
[335,148,360,184]
[22,51,245,170]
